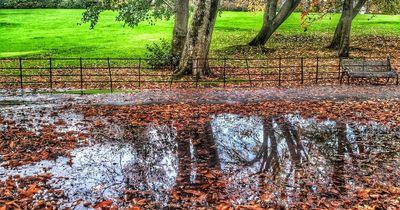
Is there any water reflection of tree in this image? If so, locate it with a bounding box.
[247,117,308,173]
[250,118,374,199]
[118,114,400,208]
[173,120,227,208]
[122,124,178,208]
[212,114,400,207]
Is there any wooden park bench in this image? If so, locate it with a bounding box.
[340,57,399,85]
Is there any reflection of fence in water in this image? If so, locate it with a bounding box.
[0,56,396,92]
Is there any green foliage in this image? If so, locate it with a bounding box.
[145,39,172,68]
[0,0,87,8]
[368,0,400,14]
[0,0,59,8]
[58,0,87,9]
[300,0,400,18]
[82,0,174,29]
[219,1,249,11]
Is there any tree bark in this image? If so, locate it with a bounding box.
[173,0,220,78]
[249,0,300,46]
[329,0,367,49]
[171,0,189,63]
[338,0,354,57]
[249,0,277,46]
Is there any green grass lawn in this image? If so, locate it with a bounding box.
[1,9,399,58]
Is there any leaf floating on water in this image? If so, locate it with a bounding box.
[260,192,273,202]
[356,188,371,198]
[93,200,113,209]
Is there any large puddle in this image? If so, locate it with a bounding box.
[1,114,400,208]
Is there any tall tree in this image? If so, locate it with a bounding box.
[171,0,189,62]
[249,0,301,46]
[328,0,367,50]
[328,0,400,56]
[173,0,221,78]
[338,0,354,57]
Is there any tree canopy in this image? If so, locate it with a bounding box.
[82,0,175,29]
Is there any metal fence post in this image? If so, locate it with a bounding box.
[80,57,83,94]
[261,61,265,87]
[138,58,141,89]
[107,58,113,93]
[278,57,282,86]
[169,58,174,89]
[195,58,199,88]
[223,58,227,88]
[245,59,252,87]
[49,58,53,93]
[316,57,319,84]
[301,57,304,84]
[19,58,23,90]
[169,59,174,89]
[338,58,341,80]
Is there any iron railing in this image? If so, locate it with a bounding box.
[0,56,397,93]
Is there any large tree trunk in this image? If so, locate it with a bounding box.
[338,0,354,57]
[173,0,220,78]
[171,0,189,63]
[249,0,300,46]
[329,0,367,49]
[329,15,344,50]
[249,0,277,46]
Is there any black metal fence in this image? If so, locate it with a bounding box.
[0,56,397,93]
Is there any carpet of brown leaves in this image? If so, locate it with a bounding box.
[0,85,400,209]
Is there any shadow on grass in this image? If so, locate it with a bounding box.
[213,26,255,32]
[0,22,21,27]
[215,45,276,56]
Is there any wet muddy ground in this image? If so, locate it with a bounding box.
[1,88,400,209]
[1,85,400,106]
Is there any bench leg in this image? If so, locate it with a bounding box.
[340,73,345,84]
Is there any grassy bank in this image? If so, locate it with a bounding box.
[1,9,399,58]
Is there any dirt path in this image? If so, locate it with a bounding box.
[1,85,400,107]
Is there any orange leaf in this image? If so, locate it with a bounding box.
[93,200,113,209]
[356,188,371,198]
[260,192,273,202]
[127,206,141,210]
[21,184,40,197]
[184,189,203,196]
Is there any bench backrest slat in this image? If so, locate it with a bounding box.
[342,58,392,73]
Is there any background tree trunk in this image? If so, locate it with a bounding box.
[329,0,367,49]
[174,0,220,78]
[249,0,277,46]
[171,0,189,63]
[249,0,300,47]
[338,0,354,57]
